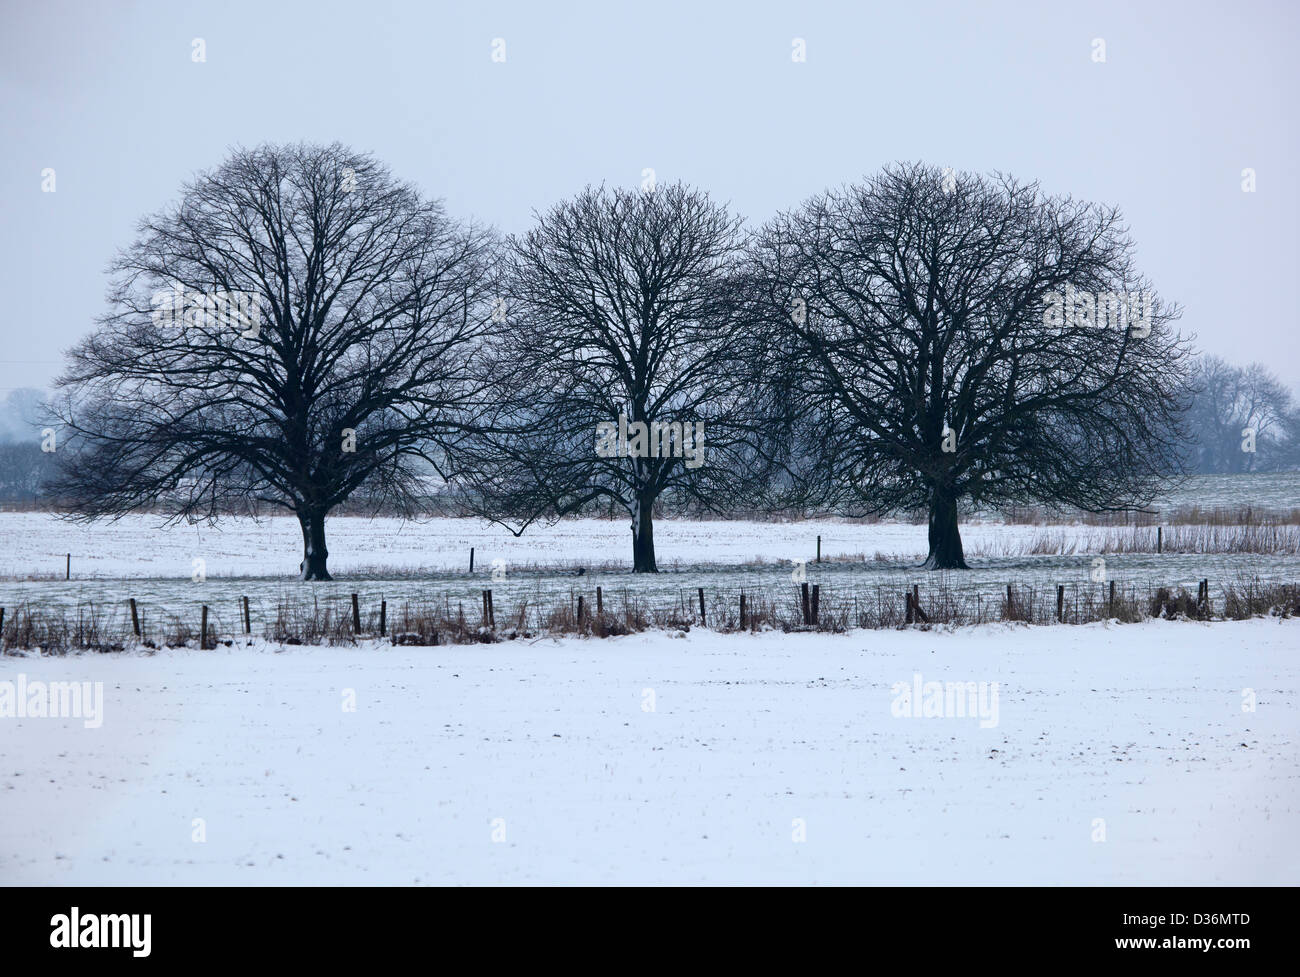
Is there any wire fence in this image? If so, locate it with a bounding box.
[2,573,1298,652]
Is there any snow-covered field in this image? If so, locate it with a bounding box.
[2,618,1296,884]
[2,513,1297,628]
[0,511,1054,578]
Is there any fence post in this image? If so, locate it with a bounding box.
[242,596,251,635]
[596,586,603,618]
[351,593,361,634]
[1056,585,1065,623]
[816,535,821,563]
[577,594,584,625]
[801,582,811,625]
[909,588,929,624]
[488,589,495,628]
[0,607,5,638]
[811,584,820,625]
[1108,580,1115,618]
[130,598,141,637]
[1157,526,1162,554]
[698,587,706,626]
[905,591,913,624]
[379,600,387,636]
[739,592,746,630]
[200,605,209,650]
[1006,584,1014,620]
[66,553,70,580]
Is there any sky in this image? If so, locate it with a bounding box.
[2,0,1297,398]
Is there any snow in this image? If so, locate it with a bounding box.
[2,617,1296,884]
[4,512,1297,627]
[0,511,1001,578]
[4,510,1289,579]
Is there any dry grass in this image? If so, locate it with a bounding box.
[994,503,1300,527]
[959,523,1300,557]
[3,573,1298,653]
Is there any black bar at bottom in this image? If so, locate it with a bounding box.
[0,885,1286,965]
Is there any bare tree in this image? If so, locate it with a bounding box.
[459,184,762,572]
[1185,356,1293,472]
[0,443,52,502]
[50,143,499,579]
[747,163,1195,569]
[0,388,47,442]
[0,389,52,503]
[1281,407,1300,471]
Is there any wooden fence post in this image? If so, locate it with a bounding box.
[1108,580,1115,618]
[200,605,209,650]
[816,535,821,563]
[596,586,603,618]
[469,547,475,573]
[242,596,251,635]
[698,587,706,626]
[130,598,141,637]
[811,584,820,625]
[66,553,70,580]
[739,592,746,630]
[379,600,387,636]
[351,593,361,633]
[488,589,495,628]
[907,588,929,624]
[577,594,584,625]
[1157,526,1162,554]
[1006,584,1014,620]
[1056,585,1065,623]
[801,582,811,625]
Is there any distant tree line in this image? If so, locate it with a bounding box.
[0,390,55,503]
[1183,356,1299,474]
[28,144,1295,575]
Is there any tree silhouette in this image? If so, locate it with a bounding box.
[459,184,763,572]
[50,143,499,579]
[748,164,1195,568]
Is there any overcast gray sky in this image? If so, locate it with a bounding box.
[2,0,1297,397]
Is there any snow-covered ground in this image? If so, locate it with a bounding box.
[3,512,1297,627]
[5,471,1297,580]
[1,511,1030,578]
[2,618,1296,884]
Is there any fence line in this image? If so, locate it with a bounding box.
[2,575,1298,651]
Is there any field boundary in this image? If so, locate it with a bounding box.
[2,576,1297,652]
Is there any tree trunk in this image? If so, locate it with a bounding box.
[631,494,657,573]
[298,509,332,581]
[923,487,968,570]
